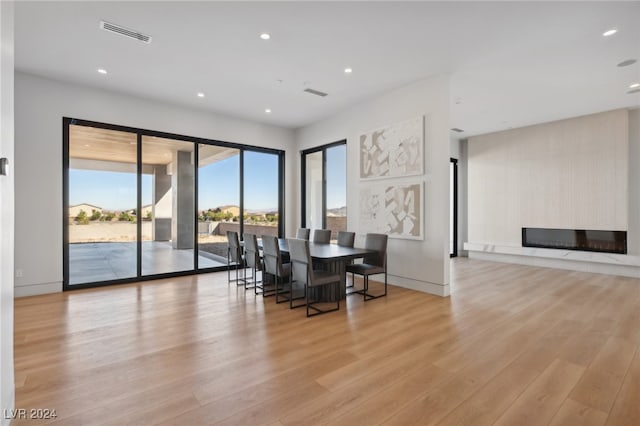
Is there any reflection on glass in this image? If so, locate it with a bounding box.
[141,136,195,275]
[325,145,347,239]
[197,145,240,269]
[68,125,138,285]
[244,151,280,239]
[305,151,323,231]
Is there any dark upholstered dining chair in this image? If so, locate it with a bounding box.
[243,233,262,290]
[288,238,340,317]
[337,231,355,248]
[312,229,331,244]
[261,235,290,299]
[346,233,388,301]
[296,228,310,240]
[338,231,357,287]
[226,231,245,286]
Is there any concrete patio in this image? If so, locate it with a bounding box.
[69,241,226,285]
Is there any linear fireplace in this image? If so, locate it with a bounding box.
[522,228,627,254]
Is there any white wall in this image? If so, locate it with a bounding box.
[14,72,296,296]
[0,1,15,422]
[296,76,451,296]
[468,109,629,246]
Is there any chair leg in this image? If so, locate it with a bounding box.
[384,271,387,297]
[361,273,387,301]
[306,283,340,317]
[287,279,306,309]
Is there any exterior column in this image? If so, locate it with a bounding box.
[171,150,194,249]
[153,165,172,241]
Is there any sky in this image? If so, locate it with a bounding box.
[70,145,346,212]
[325,144,347,209]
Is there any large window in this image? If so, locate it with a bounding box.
[301,141,347,239]
[64,118,285,289]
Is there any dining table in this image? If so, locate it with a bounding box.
[258,238,375,299]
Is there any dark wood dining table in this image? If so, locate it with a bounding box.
[259,238,375,298]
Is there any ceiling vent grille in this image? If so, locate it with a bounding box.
[450,128,464,133]
[304,88,328,97]
[100,21,152,44]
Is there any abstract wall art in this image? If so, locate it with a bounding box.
[358,181,423,240]
[359,116,424,180]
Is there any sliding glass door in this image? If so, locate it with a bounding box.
[302,141,347,240]
[141,136,195,276]
[244,151,281,238]
[197,145,240,269]
[64,118,284,289]
[67,125,138,285]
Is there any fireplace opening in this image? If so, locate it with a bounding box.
[522,228,626,254]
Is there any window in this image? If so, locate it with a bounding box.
[63,118,285,289]
[301,141,347,240]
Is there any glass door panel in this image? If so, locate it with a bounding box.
[325,144,347,240]
[197,145,240,269]
[141,136,195,275]
[244,151,280,239]
[68,125,138,285]
[304,151,323,232]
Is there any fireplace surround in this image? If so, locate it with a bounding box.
[522,228,627,255]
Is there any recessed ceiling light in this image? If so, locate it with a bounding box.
[197,92,205,98]
[260,33,271,40]
[84,144,90,147]
[603,28,618,37]
[618,59,637,67]
[97,68,107,74]
[344,68,353,74]
[630,83,640,89]
[265,108,272,114]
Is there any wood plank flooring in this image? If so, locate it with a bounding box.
[13,258,640,425]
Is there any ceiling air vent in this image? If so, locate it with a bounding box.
[450,128,464,133]
[304,88,328,97]
[100,21,152,44]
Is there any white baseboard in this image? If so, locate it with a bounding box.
[387,274,450,297]
[14,281,62,297]
[468,251,640,278]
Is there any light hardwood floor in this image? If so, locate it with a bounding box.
[13,258,640,425]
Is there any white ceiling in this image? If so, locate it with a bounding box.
[14,1,640,137]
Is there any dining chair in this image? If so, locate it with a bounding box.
[346,233,388,301]
[243,233,262,290]
[312,229,331,244]
[226,231,245,286]
[337,231,355,248]
[296,228,310,240]
[261,235,292,299]
[338,231,357,287]
[288,238,340,317]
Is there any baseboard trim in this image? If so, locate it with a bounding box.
[14,281,62,297]
[387,274,450,297]
[468,251,640,278]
